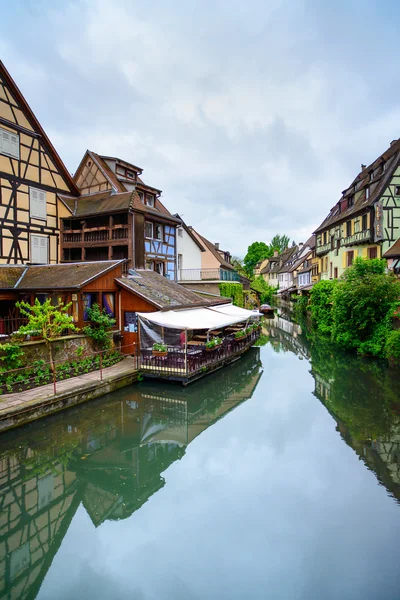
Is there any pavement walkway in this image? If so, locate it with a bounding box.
[0,357,138,415]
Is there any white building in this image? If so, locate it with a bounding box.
[175,216,205,281]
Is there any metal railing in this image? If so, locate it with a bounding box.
[140,329,260,379]
[178,268,240,282]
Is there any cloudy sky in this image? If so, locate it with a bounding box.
[2,0,400,256]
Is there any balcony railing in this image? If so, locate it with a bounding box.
[63,225,129,245]
[178,268,240,282]
[342,229,372,246]
[315,242,331,256]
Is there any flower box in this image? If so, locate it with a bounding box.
[152,350,168,357]
[206,343,222,352]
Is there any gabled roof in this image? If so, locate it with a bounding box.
[116,270,229,310]
[276,246,298,273]
[60,189,180,223]
[190,229,235,271]
[0,61,79,196]
[0,261,124,290]
[174,215,205,252]
[383,238,400,258]
[314,140,400,234]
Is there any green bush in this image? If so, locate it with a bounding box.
[218,283,244,307]
[385,330,400,362]
[83,303,116,349]
[250,276,276,304]
[0,343,24,371]
[309,280,337,335]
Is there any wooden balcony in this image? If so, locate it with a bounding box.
[62,225,130,246]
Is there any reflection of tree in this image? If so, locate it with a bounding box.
[0,348,263,600]
[264,311,400,502]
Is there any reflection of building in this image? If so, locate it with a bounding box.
[262,312,309,359]
[0,348,262,599]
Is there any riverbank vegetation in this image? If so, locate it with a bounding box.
[296,258,400,363]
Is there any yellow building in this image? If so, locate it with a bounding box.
[0,61,78,264]
[314,139,400,279]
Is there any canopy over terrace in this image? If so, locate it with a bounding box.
[137,304,259,331]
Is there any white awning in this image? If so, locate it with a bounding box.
[137,306,253,330]
[210,304,262,318]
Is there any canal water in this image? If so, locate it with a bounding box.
[1,313,400,600]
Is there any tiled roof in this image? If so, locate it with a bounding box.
[60,190,180,223]
[0,266,26,289]
[190,229,235,271]
[116,270,229,309]
[314,140,400,234]
[383,238,400,258]
[276,246,298,273]
[0,261,124,290]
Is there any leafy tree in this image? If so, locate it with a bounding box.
[251,276,276,304]
[16,299,77,374]
[270,234,291,254]
[83,303,116,349]
[331,258,400,356]
[243,242,272,275]
[231,256,247,277]
[309,279,337,335]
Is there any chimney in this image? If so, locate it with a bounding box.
[274,250,279,257]
[361,164,366,170]
[391,140,397,147]
[215,243,219,250]
[299,242,303,248]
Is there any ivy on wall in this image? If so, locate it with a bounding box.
[219,282,244,307]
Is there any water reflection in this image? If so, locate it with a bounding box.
[0,348,262,600]
[263,312,400,504]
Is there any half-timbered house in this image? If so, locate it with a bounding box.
[0,61,78,265]
[60,151,178,279]
[314,139,400,279]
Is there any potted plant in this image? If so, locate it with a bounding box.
[29,330,42,342]
[205,337,222,351]
[152,342,168,357]
[11,331,26,343]
[234,330,246,340]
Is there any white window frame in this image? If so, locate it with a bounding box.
[0,127,19,159]
[155,224,163,241]
[178,227,183,238]
[126,170,135,179]
[146,194,155,207]
[30,235,49,264]
[138,191,144,204]
[365,186,370,199]
[145,222,153,239]
[29,187,47,221]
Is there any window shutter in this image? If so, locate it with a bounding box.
[0,128,19,158]
[30,187,47,220]
[40,237,48,264]
[10,134,19,159]
[31,236,40,263]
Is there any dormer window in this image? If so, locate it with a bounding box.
[365,186,370,199]
[369,171,373,182]
[116,165,125,175]
[126,170,135,179]
[146,194,154,207]
[348,195,354,207]
[138,191,144,204]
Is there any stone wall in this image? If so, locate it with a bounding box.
[20,335,95,366]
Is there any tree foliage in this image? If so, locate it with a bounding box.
[218,282,244,307]
[17,299,77,372]
[309,258,400,358]
[243,242,272,275]
[270,234,291,253]
[250,275,276,304]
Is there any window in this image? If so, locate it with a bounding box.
[138,191,144,204]
[178,227,183,238]
[395,186,400,196]
[155,262,164,275]
[334,267,338,279]
[102,293,115,318]
[126,170,135,179]
[145,222,153,238]
[30,235,48,264]
[354,220,360,233]
[331,235,335,251]
[348,195,354,207]
[155,224,163,240]
[0,127,19,158]
[323,232,327,244]
[369,171,373,182]
[30,187,47,220]
[368,246,378,259]
[124,311,138,333]
[365,186,370,199]
[83,293,98,321]
[346,221,352,237]
[146,194,154,207]
[347,251,354,267]
[324,256,328,271]
[362,213,368,230]
[178,254,183,270]
[330,262,333,278]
